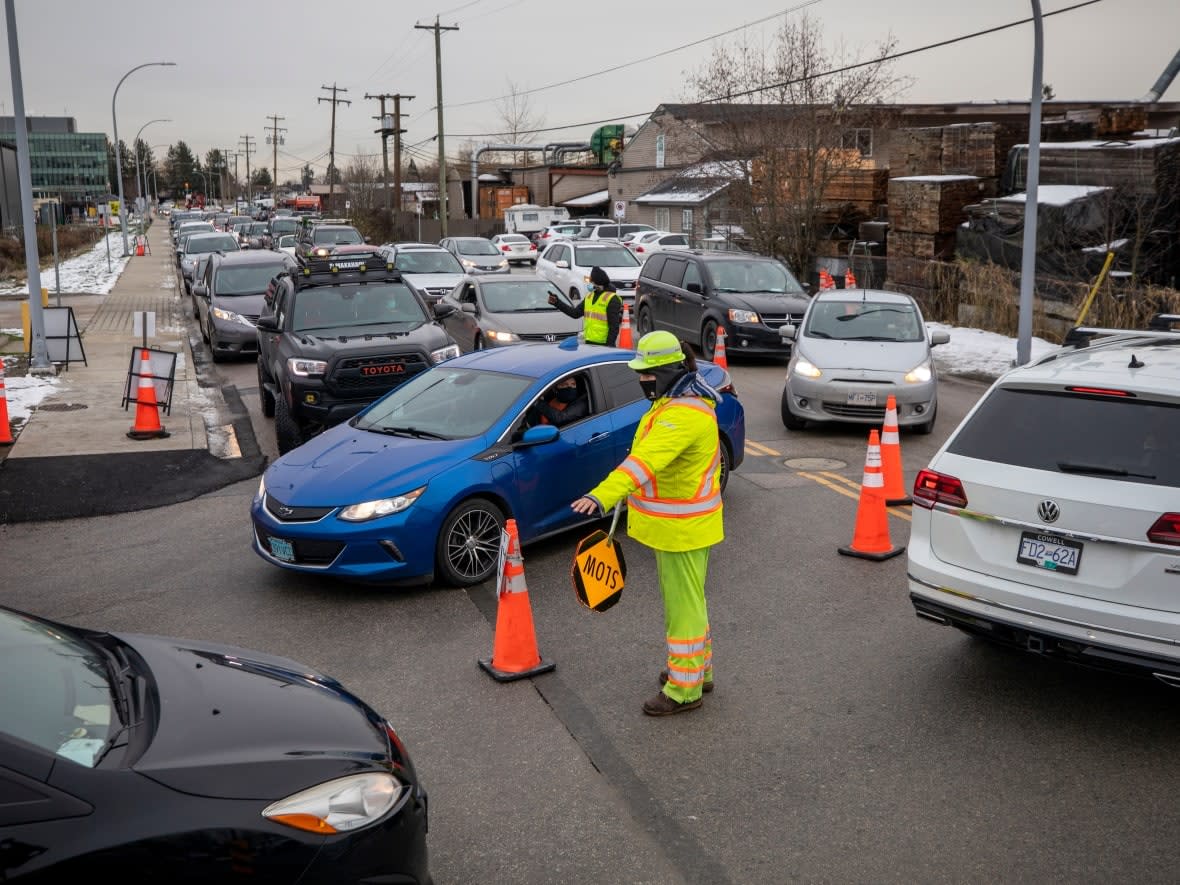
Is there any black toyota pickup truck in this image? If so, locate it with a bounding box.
[255,248,460,454]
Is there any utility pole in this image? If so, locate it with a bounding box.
[319,84,350,211]
[392,93,413,218]
[239,134,256,204]
[365,92,413,216]
[265,114,287,205]
[365,92,393,214]
[415,17,458,237]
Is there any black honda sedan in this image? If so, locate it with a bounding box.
[0,605,430,883]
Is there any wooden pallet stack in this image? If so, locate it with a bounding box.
[886,175,990,293]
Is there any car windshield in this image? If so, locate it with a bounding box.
[354,366,532,439]
[271,219,299,234]
[216,264,286,295]
[187,235,239,255]
[314,228,363,245]
[704,259,804,294]
[293,283,426,332]
[0,608,119,768]
[278,235,296,246]
[180,223,213,235]
[804,301,924,342]
[948,390,1180,488]
[480,280,562,313]
[573,246,639,268]
[457,239,500,256]
[393,250,463,274]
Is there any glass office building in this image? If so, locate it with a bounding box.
[0,116,109,207]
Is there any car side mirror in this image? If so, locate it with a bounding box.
[193,283,208,298]
[929,329,950,346]
[364,236,372,243]
[686,282,703,294]
[461,302,477,314]
[779,324,797,341]
[255,315,279,332]
[518,424,559,446]
[433,302,457,319]
[556,260,569,269]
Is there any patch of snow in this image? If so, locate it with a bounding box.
[1081,238,1129,253]
[0,233,130,296]
[1012,137,1180,150]
[1,354,60,423]
[928,323,1058,378]
[998,185,1109,206]
[891,174,980,182]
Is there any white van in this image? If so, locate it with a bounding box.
[502,204,569,237]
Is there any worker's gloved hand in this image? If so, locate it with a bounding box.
[548,293,558,306]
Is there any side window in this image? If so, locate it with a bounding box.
[643,254,666,279]
[683,261,702,291]
[599,226,618,239]
[274,288,289,326]
[665,235,688,246]
[597,362,645,409]
[461,283,477,304]
[661,258,687,288]
[515,370,595,437]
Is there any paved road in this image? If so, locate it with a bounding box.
[8,317,1180,884]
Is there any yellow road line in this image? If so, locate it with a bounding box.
[799,471,912,522]
[745,440,781,457]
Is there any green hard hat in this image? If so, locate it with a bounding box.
[628,330,685,370]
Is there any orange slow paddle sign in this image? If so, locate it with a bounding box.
[572,507,626,612]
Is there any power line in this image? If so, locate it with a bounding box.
[445,0,1107,139]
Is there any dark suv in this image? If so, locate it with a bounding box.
[255,249,460,454]
[634,252,810,360]
[297,223,366,259]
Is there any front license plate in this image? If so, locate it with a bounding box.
[847,391,877,406]
[1017,531,1082,576]
[268,537,295,562]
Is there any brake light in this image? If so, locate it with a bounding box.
[1148,513,1180,546]
[636,246,645,252]
[501,245,510,251]
[912,469,968,509]
[1067,386,1134,397]
[529,244,536,251]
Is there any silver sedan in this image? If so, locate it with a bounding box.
[437,275,582,351]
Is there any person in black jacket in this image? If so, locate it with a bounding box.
[528,376,589,428]
[549,266,622,346]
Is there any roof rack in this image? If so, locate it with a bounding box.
[292,251,399,287]
[1063,313,1180,348]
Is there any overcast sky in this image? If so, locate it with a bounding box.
[0,0,1176,182]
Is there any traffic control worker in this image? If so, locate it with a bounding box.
[549,266,622,346]
[570,331,724,716]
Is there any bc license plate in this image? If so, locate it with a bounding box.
[1017,531,1082,575]
[268,537,295,562]
[847,391,877,406]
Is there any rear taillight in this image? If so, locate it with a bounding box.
[1148,513,1180,546]
[501,245,511,252]
[529,244,536,251]
[913,469,968,509]
[636,246,645,252]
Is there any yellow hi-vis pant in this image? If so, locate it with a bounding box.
[655,547,713,703]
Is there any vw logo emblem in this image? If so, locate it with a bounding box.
[275,504,294,518]
[1037,500,1060,523]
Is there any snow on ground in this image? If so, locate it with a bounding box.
[928,323,1058,379]
[0,232,131,296]
[1,353,59,424]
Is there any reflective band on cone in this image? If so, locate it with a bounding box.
[839,429,904,561]
[618,301,633,349]
[712,326,729,370]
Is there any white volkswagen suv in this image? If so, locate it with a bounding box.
[908,315,1180,686]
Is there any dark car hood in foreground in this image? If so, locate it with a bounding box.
[124,633,391,800]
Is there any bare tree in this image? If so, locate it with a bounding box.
[685,13,908,276]
[344,149,381,210]
[493,80,545,166]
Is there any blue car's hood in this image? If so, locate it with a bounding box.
[265,422,485,505]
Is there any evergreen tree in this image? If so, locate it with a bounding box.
[163,141,200,196]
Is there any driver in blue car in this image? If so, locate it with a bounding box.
[528,376,589,428]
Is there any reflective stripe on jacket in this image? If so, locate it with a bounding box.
[588,395,723,552]
[582,289,619,344]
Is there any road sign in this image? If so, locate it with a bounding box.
[345,200,352,210]
[613,200,626,220]
[571,525,626,613]
[108,200,120,217]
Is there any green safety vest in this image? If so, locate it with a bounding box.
[583,288,619,344]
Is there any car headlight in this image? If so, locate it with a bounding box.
[793,357,822,379]
[728,309,760,324]
[211,306,252,326]
[461,258,477,268]
[287,357,328,377]
[497,259,508,267]
[430,344,461,364]
[313,247,331,257]
[486,330,519,342]
[262,772,404,834]
[339,486,425,522]
[257,474,266,498]
[904,360,933,384]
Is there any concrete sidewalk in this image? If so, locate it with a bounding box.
[0,220,265,523]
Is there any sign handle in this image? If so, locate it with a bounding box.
[606,505,622,544]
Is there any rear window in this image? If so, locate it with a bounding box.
[948,388,1180,488]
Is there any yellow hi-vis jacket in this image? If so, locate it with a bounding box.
[587,395,723,552]
[582,288,619,344]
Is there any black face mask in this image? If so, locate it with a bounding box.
[555,387,578,403]
[640,364,684,401]
[639,379,659,400]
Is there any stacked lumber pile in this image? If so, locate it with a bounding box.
[1006,137,1180,200]
[886,175,989,293]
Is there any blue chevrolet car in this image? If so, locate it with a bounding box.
[251,340,745,587]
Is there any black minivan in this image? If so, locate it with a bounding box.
[634,251,810,360]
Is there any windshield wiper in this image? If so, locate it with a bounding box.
[836,307,908,321]
[1057,460,1155,479]
[375,425,451,440]
[844,335,895,341]
[807,330,832,338]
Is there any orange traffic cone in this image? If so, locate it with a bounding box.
[880,395,911,505]
[844,267,857,289]
[712,326,729,370]
[127,348,170,440]
[618,301,633,349]
[838,429,905,561]
[0,360,14,446]
[135,237,145,257]
[819,269,836,291]
[479,519,556,682]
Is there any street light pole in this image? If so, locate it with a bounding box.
[112,61,175,256]
[1016,1,1044,366]
[133,118,169,233]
